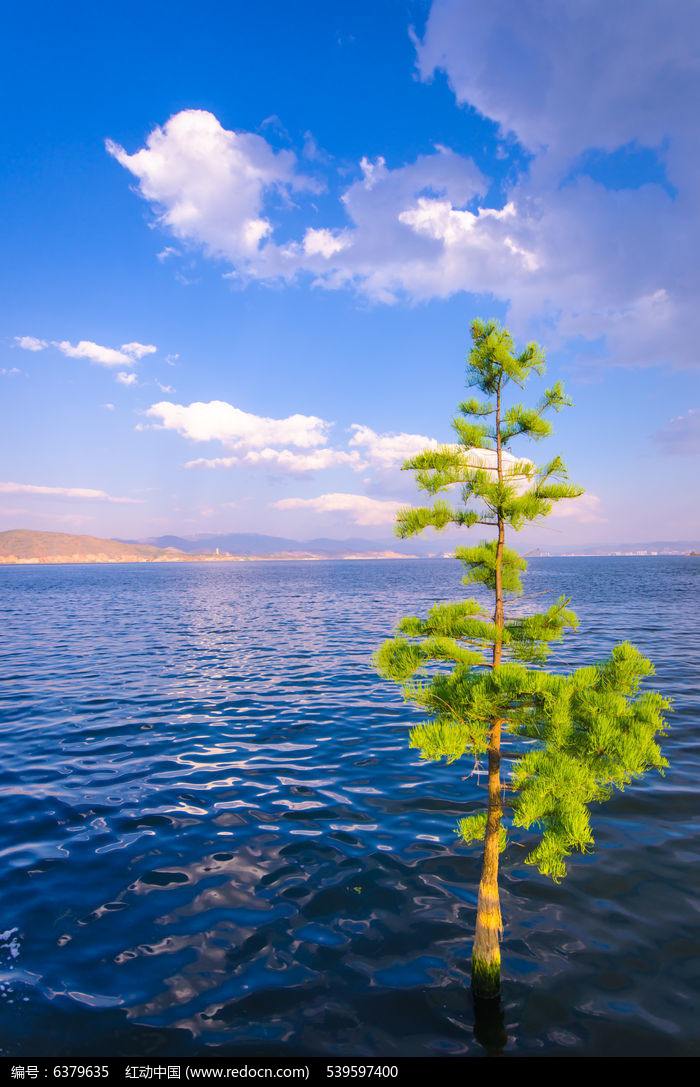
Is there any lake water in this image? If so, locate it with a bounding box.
[0,557,698,1058]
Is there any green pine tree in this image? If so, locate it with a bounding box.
[375,319,669,1001]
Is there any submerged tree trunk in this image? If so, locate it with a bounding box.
[472,717,503,997]
[472,381,505,1000]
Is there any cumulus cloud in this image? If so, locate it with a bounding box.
[103,110,534,306]
[0,482,142,504]
[119,342,157,360]
[55,340,127,366]
[654,409,700,455]
[108,3,700,369]
[349,425,531,479]
[116,371,138,386]
[274,492,403,525]
[412,0,700,366]
[108,110,512,303]
[185,447,362,472]
[14,335,47,351]
[261,145,497,302]
[348,424,439,469]
[107,109,318,268]
[16,336,157,367]
[1,367,23,377]
[145,399,331,449]
[153,401,537,489]
[302,228,350,258]
[154,408,443,475]
[54,339,156,367]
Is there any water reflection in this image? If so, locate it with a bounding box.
[473,995,507,1054]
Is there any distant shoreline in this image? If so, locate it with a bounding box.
[2,529,696,566]
[0,552,695,568]
[0,552,419,567]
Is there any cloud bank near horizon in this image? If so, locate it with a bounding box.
[139,394,601,527]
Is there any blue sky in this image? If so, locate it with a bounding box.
[2,0,698,546]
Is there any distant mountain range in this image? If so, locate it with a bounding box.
[140,533,700,558]
[1,529,698,566]
[0,529,414,565]
[138,532,426,557]
[0,529,211,565]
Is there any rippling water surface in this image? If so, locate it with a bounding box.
[0,557,698,1057]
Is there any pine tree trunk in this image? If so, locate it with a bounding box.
[472,380,505,1000]
[472,716,503,998]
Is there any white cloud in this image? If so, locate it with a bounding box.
[119,342,157,360]
[398,198,537,271]
[272,144,491,302]
[15,336,157,367]
[109,112,495,303]
[54,339,156,367]
[14,336,47,352]
[116,371,138,386]
[145,399,331,449]
[107,109,318,268]
[54,340,126,366]
[109,11,700,369]
[105,111,530,304]
[416,0,695,169]
[302,228,350,258]
[106,108,543,306]
[349,425,531,478]
[1,367,23,377]
[166,411,535,484]
[100,108,587,325]
[185,447,362,472]
[0,482,142,504]
[411,0,700,367]
[349,424,439,469]
[274,492,403,525]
